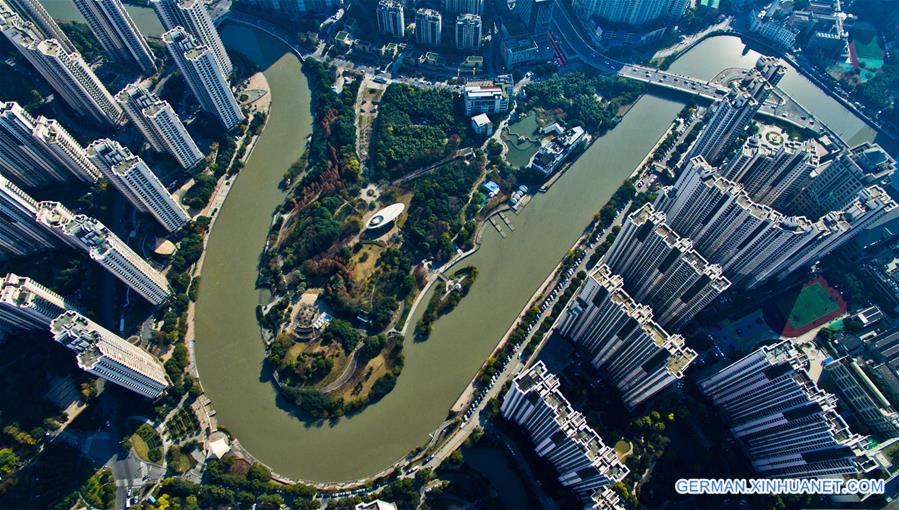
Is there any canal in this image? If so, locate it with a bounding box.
[37,0,877,482]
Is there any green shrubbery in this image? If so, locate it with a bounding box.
[372,84,470,178]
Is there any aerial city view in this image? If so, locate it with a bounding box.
[0,0,898,508]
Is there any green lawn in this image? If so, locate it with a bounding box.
[781,282,841,329]
[130,433,150,461]
[614,439,633,460]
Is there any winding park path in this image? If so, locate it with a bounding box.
[321,347,362,394]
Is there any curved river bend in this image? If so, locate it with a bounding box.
[192,32,881,482]
[35,0,878,481]
[192,30,875,482]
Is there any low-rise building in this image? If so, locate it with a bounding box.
[501,33,551,68]
[463,84,509,116]
[471,113,492,135]
[530,125,586,177]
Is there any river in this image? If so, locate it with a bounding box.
[41,0,164,36]
[36,0,877,482]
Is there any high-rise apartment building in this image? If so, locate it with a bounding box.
[0,102,101,187]
[501,362,629,507]
[444,0,481,15]
[116,83,204,169]
[0,11,124,126]
[162,27,243,130]
[87,139,190,232]
[512,0,552,33]
[572,0,688,26]
[0,273,70,330]
[35,202,171,304]
[700,341,877,478]
[602,203,730,330]
[655,157,895,287]
[557,265,696,409]
[756,55,786,88]
[455,13,481,51]
[72,0,157,74]
[824,357,899,438]
[151,0,232,77]
[0,175,61,257]
[51,310,169,398]
[415,8,441,47]
[721,134,817,210]
[688,88,760,165]
[377,0,405,38]
[799,142,896,217]
[0,0,74,51]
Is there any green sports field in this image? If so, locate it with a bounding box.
[765,277,847,337]
[786,282,839,327]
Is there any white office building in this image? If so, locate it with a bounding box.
[0,0,74,51]
[377,0,404,38]
[116,83,203,169]
[557,265,696,409]
[162,27,243,130]
[0,102,101,187]
[151,0,232,77]
[573,0,688,26]
[73,0,157,74]
[455,13,481,51]
[0,175,61,257]
[0,10,123,127]
[700,341,877,478]
[51,310,170,399]
[36,202,171,305]
[603,203,730,330]
[463,84,509,115]
[501,362,628,506]
[87,139,190,232]
[0,273,70,330]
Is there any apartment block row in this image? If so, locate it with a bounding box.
[557,265,696,409]
[602,203,730,330]
[501,362,628,509]
[0,0,240,133]
[0,177,171,304]
[700,341,878,478]
[0,100,190,233]
[655,156,895,288]
[0,274,169,398]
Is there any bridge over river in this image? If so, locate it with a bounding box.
[550,0,827,136]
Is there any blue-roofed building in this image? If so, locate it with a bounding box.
[481,180,500,197]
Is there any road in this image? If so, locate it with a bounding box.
[550,0,825,133]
